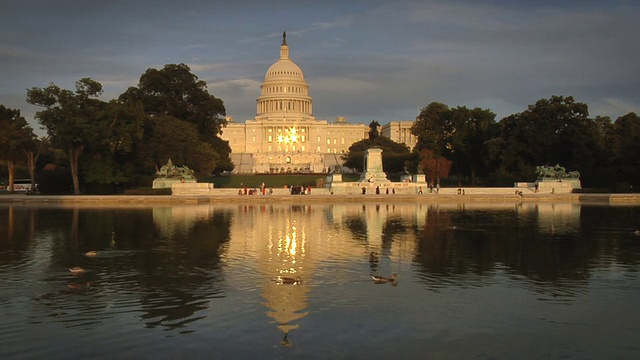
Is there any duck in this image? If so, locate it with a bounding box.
[85,251,98,257]
[69,267,86,274]
[68,282,91,290]
[276,276,302,285]
[371,273,397,284]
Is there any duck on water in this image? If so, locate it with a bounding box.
[371,273,397,284]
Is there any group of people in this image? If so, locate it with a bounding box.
[362,186,397,194]
[288,185,311,195]
[238,182,272,195]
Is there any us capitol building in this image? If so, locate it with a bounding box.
[221,33,417,174]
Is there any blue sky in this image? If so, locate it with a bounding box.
[1,0,638,135]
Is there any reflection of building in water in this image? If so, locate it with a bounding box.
[411,202,580,234]
[533,203,581,233]
[262,216,309,343]
[152,205,218,237]
[224,203,420,344]
[226,205,317,342]
[149,203,424,343]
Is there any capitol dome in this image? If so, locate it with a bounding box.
[265,59,304,81]
[256,32,313,119]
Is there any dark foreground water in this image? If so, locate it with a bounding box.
[1,202,639,359]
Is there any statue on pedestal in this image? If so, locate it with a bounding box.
[535,164,580,180]
[153,159,196,189]
[155,159,195,180]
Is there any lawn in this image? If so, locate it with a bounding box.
[200,173,363,188]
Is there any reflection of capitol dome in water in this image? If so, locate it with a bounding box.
[226,205,317,341]
[222,204,420,345]
[263,218,309,339]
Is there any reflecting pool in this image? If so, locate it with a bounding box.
[1,202,639,359]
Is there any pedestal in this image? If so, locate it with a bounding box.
[358,147,390,183]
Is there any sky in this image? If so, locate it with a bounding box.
[1,0,639,136]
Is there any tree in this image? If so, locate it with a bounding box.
[412,102,497,185]
[491,96,598,182]
[79,99,145,190]
[611,112,640,190]
[419,148,452,186]
[0,105,37,192]
[447,106,497,184]
[135,115,218,177]
[27,78,106,194]
[25,137,47,194]
[412,102,453,158]
[120,64,231,175]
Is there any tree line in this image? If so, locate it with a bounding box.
[1,64,639,193]
[1,64,233,194]
[344,96,639,191]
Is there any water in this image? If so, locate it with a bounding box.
[1,202,639,359]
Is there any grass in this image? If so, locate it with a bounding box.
[200,173,363,188]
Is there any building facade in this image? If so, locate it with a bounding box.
[221,33,416,174]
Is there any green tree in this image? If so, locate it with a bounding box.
[79,99,145,191]
[27,78,106,194]
[491,96,598,182]
[342,136,411,173]
[448,106,497,184]
[0,105,37,192]
[611,112,640,191]
[412,102,452,158]
[120,64,231,175]
[135,115,218,177]
[412,102,497,184]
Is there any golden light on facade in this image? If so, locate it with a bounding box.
[278,127,299,145]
